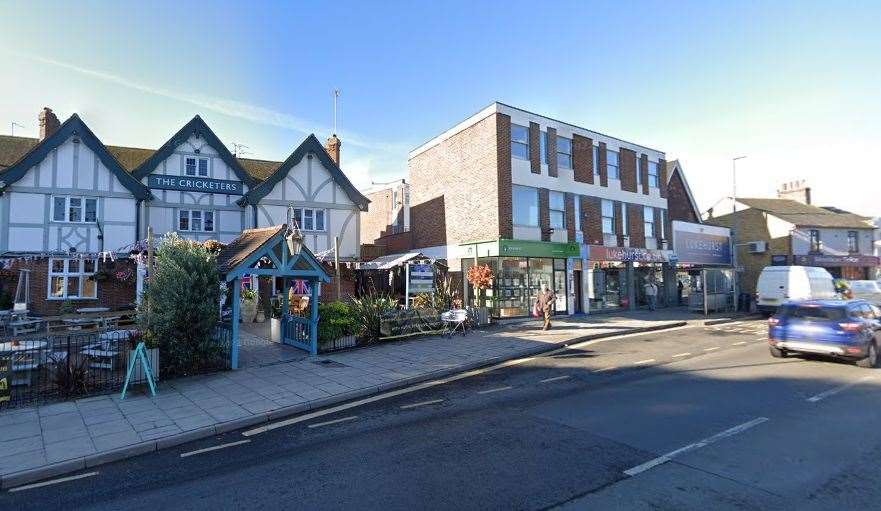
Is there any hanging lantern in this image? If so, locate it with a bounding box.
[286,204,304,256]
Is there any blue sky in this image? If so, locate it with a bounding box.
[1,0,879,215]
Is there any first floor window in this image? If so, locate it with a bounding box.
[644,206,656,238]
[52,196,97,223]
[635,156,643,187]
[292,207,327,231]
[593,146,601,180]
[573,195,581,232]
[648,161,660,188]
[512,185,539,227]
[48,258,97,299]
[607,150,620,180]
[185,156,209,177]
[621,203,629,236]
[809,229,821,252]
[179,209,214,232]
[549,191,565,229]
[602,199,615,234]
[540,131,549,165]
[511,124,529,160]
[848,231,859,253]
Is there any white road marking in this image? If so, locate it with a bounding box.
[672,353,691,358]
[478,386,513,395]
[731,341,748,346]
[593,366,618,372]
[180,439,251,458]
[624,417,769,477]
[307,416,358,428]
[807,376,876,403]
[400,399,444,409]
[539,375,571,383]
[704,347,721,351]
[243,324,698,437]
[7,471,99,492]
[633,359,656,365]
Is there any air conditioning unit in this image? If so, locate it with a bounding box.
[747,241,767,254]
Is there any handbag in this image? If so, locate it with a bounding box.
[532,301,541,318]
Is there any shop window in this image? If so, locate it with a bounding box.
[848,231,859,253]
[809,229,821,252]
[601,199,615,234]
[648,161,660,188]
[511,124,529,160]
[549,191,566,229]
[512,185,539,227]
[52,196,97,223]
[179,210,215,232]
[48,258,97,300]
[607,150,619,180]
[557,137,572,169]
[185,156,209,177]
[644,206,655,238]
[292,208,326,231]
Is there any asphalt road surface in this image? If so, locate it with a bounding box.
[5,319,881,511]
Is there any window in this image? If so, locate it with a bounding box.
[291,208,326,231]
[549,191,565,229]
[48,258,97,300]
[621,203,629,236]
[635,155,642,187]
[644,206,655,238]
[511,124,529,160]
[52,196,97,223]
[512,185,539,226]
[185,156,209,177]
[809,229,821,252]
[607,150,619,180]
[648,161,660,188]
[601,199,615,234]
[592,146,600,180]
[660,209,667,240]
[179,210,215,232]
[573,195,581,232]
[556,137,572,169]
[540,132,549,165]
[848,231,859,253]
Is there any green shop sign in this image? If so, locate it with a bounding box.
[461,239,580,259]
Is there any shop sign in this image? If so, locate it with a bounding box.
[408,263,434,294]
[498,239,580,258]
[771,255,789,266]
[793,254,881,267]
[671,221,731,266]
[147,175,244,195]
[589,245,669,263]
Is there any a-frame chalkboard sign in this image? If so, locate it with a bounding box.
[120,341,157,399]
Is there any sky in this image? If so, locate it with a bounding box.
[1,0,879,216]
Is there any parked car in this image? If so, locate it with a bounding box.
[768,299,881,368]
[848,280,881,305]
[755,266,836,316]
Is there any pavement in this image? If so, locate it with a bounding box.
[5,318,880,510]
[0,308,738,489]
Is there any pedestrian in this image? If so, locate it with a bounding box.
[644,278,658,311]
[535,283,557,331]
[677,280,684,305]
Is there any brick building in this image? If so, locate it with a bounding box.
[407,102,702,317]
[359,179,411,260]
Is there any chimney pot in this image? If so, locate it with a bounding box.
[38,107,60,141]
[325,134,341,166]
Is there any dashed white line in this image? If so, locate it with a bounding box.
[704,346,721,352]
[400,399,444,409]
[7,471,99,492]
[633,359,656,365]
[478,386,513,395]
[539,375,571,383]
[180,439,251,458]
[672,352,691,358]
[731,341,748,346]
[307,416,359,428]
[624,417,769,476]
[807,376,876,403]
[593,366,618,372]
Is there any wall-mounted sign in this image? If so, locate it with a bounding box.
[589,245,669,263]
[460,239,580,259]
[147,175,244,195]
[793,254,880,268]
[771,255,789,266]
[672,221,732,266]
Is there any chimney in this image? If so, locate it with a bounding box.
[38,107,60,141]
[777,180,811,205]
[325,134,341,166]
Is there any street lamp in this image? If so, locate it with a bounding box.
[732,156,746,311]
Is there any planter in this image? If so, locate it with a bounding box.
[319,335,357,353]
[128,347,159,384]
[241,300,257,322]
[475,306,491,326]
[270,317,282,342]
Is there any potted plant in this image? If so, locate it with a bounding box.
[270,296,282,342]
[466,263,493,325]
[240,287,257,322]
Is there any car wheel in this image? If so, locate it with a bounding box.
[857,342,879,368]
[769,345,786,358]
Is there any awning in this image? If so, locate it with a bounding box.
[357,251,429,270]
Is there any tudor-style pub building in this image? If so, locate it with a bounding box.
[0,107,368,314]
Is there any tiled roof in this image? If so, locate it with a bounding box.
[737,198,874,229]
[216,225,285,274]
[0,133,283,182]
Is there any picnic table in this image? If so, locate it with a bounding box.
[0,340,48,385]
[81,330,132,370]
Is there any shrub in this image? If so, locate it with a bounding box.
[349,293,397,343]
[138,233,222,377]
[317,302,358,345]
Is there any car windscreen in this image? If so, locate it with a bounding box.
[780,305,846,321]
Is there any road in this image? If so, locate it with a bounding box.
[5,319,881,510]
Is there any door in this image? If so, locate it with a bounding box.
[573,270,583,313]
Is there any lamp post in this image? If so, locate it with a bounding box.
[732,156,746,311]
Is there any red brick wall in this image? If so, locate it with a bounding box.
[538,188,550,241]
[320,264,357,303]
[620,148,637,193]
[360,188,393,245]
[597,142,608,187]
[547,127,558,178]
[582,196,603,245]
[409,113,504,249]
[572,134,594,184]
[565,193,576,241]
[658,159,668,198]
[667,168,701,223]
[640,154,650,195]
[628,203,646,248]
[529,122,541,174]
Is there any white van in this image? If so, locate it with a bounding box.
[755,266,836,315]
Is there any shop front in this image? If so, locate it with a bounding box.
[792,254,880,280]
[460,239,579,318]
[671,221,734,313]
[587,246,672,312]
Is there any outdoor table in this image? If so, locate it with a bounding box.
[76,307,110,314]
[62,318,100,330]
[9,318,44,336]
[0,340,48,385]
